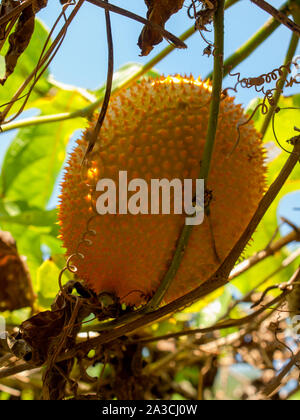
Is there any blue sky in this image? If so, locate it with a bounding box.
[36,0,299,105]
[0,0,299,226]
[1,0,300,157]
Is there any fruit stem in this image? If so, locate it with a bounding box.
[260,1,300,138]
[144,0,226,313]
[200,1,225,183]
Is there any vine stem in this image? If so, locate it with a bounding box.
[144,0,226,312]
[0,0,238,134]
[0,34,189,134]
[85,0,187,50]
[264,349,300,397]
[0,0,85,125]
[206,1,290,80]
[82,0,114,160]
[229,227,300,280]
[0,0,34,27]
[200,4,225,182]
[251,0,300,37]
[2,136,299,374]
[133,289,291,344]
[56,135,300,358]
[78,134,300,335]
[262,269,300,398]
[260,3,300,138]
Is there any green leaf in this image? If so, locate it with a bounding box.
[232,187,300,294]
[0,61,161,295]
[0,199,64,292]
[0,61,161,207]
[1,89,88,207]
[94,62,161,97]
[247,94,300,147]
[171,393,188,401]
[37,259,61,301]
[184,287,225,314]
[232,94,300,294]
[192,288,232,328]
[1,308,32,326]
[175,367,199,386]
[263,95,300,147]
[41,234,65,256]
[0,207,58,229]
[0,19,52,115]
[36,258,71,308]
[21,389,35,401]
[0,393,10,401]
[289,391,300,400]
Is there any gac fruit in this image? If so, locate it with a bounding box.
[58,76,266,306]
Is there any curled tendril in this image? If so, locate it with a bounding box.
[58,266,75,303]
[226,62,296,95]
[187,0,205,19]
[228,99,269,156]
[120,290,148,302]
[187,0,215,50]
[225,62,300,156]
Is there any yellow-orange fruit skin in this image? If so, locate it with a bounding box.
[58,76,266,306]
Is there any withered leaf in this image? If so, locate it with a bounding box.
[43,357,76,400]
[20,282,92,366]
[0,231,34,311]
[0,0,48,85]
[20,309,66,364]
[138,0,185,56]
[0,0,20,40]
[0,5,34,85]
[31,0,48,14]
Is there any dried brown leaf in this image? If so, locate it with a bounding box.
[0,5,34,85]
[0,0,20,40]
[0,231,34,311]
[0,0,47,85]
[32,0,48,14]
[20,309,66,364]
[138,0,185,56]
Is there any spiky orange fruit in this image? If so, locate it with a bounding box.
[58,76,266,306]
